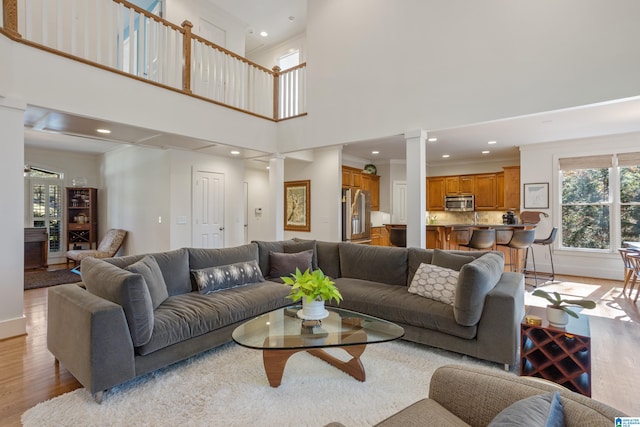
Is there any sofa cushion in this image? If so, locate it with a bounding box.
[314,240,341,279]
[269,249,314,280]
[432,249,475,271]
[192,259,264,294]
[136,282,291,355]
[284,240,318,269]
[124,255,169,309]
[488,392,564,427]
[339,243,408,286]
[375,398,470,427]
[332,277,477,339]
[104,248,191,296]
[253,240,294,277]
[188,243,259,271]
[81,256,154,347]
[454,253,505,326]
[408,263,458,305]
[407,248,434,284]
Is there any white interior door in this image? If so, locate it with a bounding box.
[392,180,407,224]
[192,170,224,248]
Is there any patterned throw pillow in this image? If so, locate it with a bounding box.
[407,262,459,305]
[192,259,264,294]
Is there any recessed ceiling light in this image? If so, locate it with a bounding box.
[96,128,111,134]
[266,166,270,170]
[487,140,497,145]
[230,150,240,155]
[428,137,438,142]
[260,31,268,37]
[371,150,379,154]
[442,154,450,158]
[482,150,490,154]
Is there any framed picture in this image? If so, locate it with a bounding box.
[284,180,310,232]
[523,182,549,209]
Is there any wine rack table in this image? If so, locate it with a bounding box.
[520,306,591,397]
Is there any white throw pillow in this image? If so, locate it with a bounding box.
[408,263,458,305]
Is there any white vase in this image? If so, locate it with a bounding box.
[301,298,327,320]
[546,306,569,328]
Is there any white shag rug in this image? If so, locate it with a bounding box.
[22,341,499,427]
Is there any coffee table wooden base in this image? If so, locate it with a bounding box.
[262,344,366,387]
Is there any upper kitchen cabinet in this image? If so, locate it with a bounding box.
[361,173,380,211]
[474,174,498,210]
[445,175,474,195]
[502,166,521,210]
[342,165,380,211]
[342,165,362,188]
[427,177,446,211]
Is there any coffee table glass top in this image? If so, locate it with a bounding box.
[232,305,405,350]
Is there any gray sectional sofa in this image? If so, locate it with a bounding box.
[47,239,524,401]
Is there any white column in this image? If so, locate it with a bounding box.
[0,97,26,339]
[405,129,427,248]
[269,154,285,241]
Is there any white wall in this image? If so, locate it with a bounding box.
[102,145,171,255]
[276,0,640,153]
[165,0,246,55]
[24,146,101,190]
[0,98,26,340]
[248,32,306,69]
[283,147,342,242]
[244,167,274,242]
[520,132,640,280]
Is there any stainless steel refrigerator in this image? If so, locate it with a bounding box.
[342,188,371,242]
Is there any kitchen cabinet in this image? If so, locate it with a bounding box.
[444,176,474,195]
[427,177,446,211]
[496,172,504,209]
[342,165,362,188]
[473,174,498,210]
[502,166,521,209]
[371,226,389,246]
[361,173,380,211]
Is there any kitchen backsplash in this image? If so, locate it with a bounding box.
[371,211,391,227]
[426,211,512,225]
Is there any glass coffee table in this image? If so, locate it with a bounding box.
[232,305,405,387]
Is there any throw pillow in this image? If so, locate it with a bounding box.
[488,392,564,427]
[407,263,458,305]
[125,255,169,309]
[81,256,154,347]
[269,249,313,280]
[283,240,318,269]
[432,249,475,271]
[192,259,264,294]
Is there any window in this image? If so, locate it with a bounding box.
[26,167,63,256]
[278,50,300,71]
[559,153,640,251]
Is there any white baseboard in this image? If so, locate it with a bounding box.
[0,315,27,340]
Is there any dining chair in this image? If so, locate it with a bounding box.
[618,248,637,295]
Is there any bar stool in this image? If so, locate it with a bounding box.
[524,227,558,286]
[498,229,536,275]
[389,228,406,247]
[459,228,496,251]
[618,248,637,295]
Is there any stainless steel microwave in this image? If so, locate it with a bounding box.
[444,195,475,212]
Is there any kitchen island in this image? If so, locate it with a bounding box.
[384,223,536,271]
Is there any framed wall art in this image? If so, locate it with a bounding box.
[523,182,549,209]
[284,180,310,232]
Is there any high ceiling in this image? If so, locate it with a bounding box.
[23,2,640,168]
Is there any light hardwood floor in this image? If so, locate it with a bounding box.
[1,274,638,426]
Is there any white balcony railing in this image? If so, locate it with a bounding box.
[1,0,306,121]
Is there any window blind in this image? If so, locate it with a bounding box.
[617,152,640,167]
[559,155,612,170]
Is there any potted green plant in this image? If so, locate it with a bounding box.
[532,289,596,327]
[282,268,343,320]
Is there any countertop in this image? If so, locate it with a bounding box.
[383,223,534,228]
